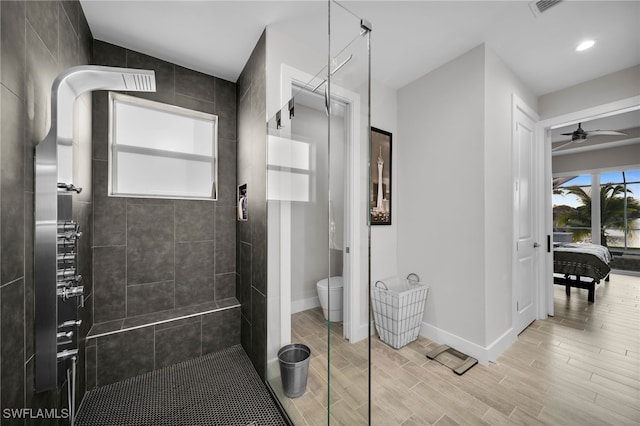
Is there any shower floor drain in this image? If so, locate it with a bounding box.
[75,345,286,426]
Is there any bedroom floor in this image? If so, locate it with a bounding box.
[278,273,639,425]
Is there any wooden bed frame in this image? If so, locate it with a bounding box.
[553,273,610,303]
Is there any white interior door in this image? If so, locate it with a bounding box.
[514,99,538,335]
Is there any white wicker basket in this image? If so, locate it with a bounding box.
[371,275,429,349]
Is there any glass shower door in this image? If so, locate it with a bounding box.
[265,1,371,423]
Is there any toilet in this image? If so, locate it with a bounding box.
[316,276,343,322]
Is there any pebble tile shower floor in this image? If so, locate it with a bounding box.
[76,345,286,426]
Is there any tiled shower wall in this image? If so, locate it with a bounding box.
[0,0,93,420]
[236,31,268,379]
[90,40,238,324]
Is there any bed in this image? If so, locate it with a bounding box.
[553,243,613,302]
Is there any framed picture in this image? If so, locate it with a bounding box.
[370,127,392,225]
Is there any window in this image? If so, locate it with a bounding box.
[553,170,640,253]
[109,93,218,200]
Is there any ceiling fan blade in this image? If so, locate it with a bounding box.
[584,130,628,136]
[552,140,576,152]
[560,132,574,136]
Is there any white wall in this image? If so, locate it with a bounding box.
[370,80,398,285]
[483,47,537,345]
[553,144,640,175]
[397,44,540,360]
[539,65,640,120]
[397,45,487,347]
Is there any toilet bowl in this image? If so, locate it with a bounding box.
[316,276,343,322]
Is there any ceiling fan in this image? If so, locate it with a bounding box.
[552,122,628,152]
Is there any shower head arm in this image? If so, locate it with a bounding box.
[42,65,157,145]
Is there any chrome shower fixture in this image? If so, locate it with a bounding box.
[35,66,156,393]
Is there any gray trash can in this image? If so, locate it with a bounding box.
[278,343,311,398]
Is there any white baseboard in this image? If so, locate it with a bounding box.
[419,322,514,365]
[291,296,320,314]
[347,321,371,343]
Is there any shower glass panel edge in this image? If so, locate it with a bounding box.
[264,0,371,423]
[329,1,371,423]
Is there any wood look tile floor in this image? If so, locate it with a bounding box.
[271,273,640,425]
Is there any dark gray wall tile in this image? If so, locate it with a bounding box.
[217,138,237,207]
[1,87,25,285]
[91,92,109,161]
[175,242,214,307]
[1,279,25,409]
[236,30,267,377]
[154,315,200,331]
[1,1,26,99]
[26,0,58,60]
[175,65,214,101]
[239,242,252,321]
[215,78,236,141]
[154,321,201,368]
[61,1,80,36]
[215,206,236,274]
[214,273,236,301]
[73,200,93,296]
[127,203,175,285]
[126,50,175,105]
[127,281,174,317]
[202,307,240,354]
[25,195,35,359]
[251,289,267,379]
[241,314,252,358]
[174,94,215,115]
[78,6,92,64]
[96,328,154,386]
[175,200,214,242]
[76,340,87,408]
[92,39,126,67]
[85,345,97,390]
[252,238,267,296]
[25,23,60,192]
[58,2,78,70]
[93,246,126,323]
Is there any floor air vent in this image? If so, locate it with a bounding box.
[529,0,562,17]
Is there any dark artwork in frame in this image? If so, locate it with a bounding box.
[370,127,392,225]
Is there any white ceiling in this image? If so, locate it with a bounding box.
[80,0,640,96]
[81,0,639,154]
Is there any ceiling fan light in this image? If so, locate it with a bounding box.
[576,40,595,52]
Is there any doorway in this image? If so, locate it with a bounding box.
[537,96,640,316]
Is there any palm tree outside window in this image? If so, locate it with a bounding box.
[553,170,640,252]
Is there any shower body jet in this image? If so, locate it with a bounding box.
[34,66,156,392]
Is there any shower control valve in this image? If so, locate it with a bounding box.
[57,285,84,300]
[57,349,78,360]
[57,331,74,340]
[58,319,82,329]
[57,274,82,289]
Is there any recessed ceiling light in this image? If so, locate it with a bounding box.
[576,40,595,52]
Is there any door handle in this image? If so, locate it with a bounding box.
[533,242,540,248]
